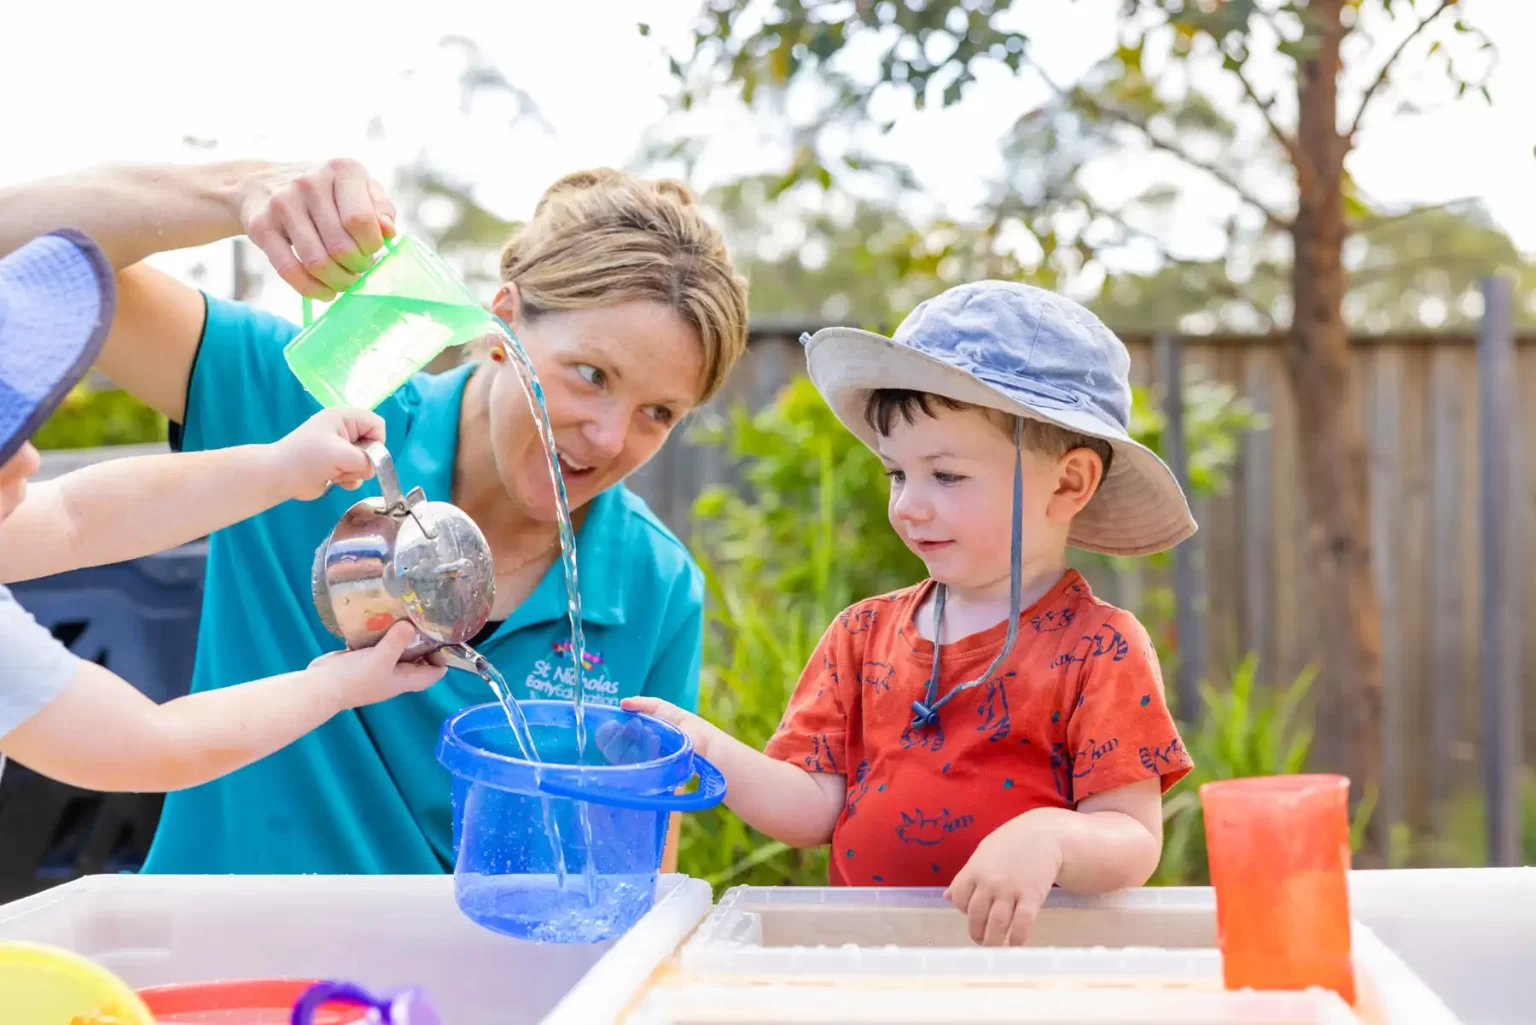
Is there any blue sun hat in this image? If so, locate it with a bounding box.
[802,281,1195,729]
[0,229,117,467]
[804,280,1195,557]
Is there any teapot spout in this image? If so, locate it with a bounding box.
[434,642,486,675]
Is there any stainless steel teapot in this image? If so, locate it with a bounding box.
[311,442,495,672]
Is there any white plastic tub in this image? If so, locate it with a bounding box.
[1346,868,1536,1025]
[629,984,1363,1025]
[0,873,712,1025]
[671,885,1459,1025]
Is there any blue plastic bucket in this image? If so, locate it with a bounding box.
[435,701,725,944]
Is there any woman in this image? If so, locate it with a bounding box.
[0,159,749,874]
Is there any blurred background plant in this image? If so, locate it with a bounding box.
[31,383,166,450]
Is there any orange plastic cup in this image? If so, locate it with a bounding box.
[1200,774,1356,1004]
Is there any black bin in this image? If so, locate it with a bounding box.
[0,544,206,902]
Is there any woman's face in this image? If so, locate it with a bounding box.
[483,291,705,523]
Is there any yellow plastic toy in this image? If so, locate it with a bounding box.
[0,940,155,1025]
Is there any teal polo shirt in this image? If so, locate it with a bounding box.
[140,295,703,875]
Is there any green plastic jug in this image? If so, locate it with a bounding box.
[282,233,504,411]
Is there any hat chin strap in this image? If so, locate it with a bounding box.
[910,417,1025,729]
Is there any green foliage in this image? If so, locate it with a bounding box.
[31,385,167,450]
[1389,770,1536,869]
[1153,655,1316,885]
[665,2,1506,333]
[680,371,1262,890]
[689,377,924,605]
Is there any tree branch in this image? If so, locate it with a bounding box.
[1346,0,1457,141]
[1351,195,1479,231]
[1229,58,1315,197]
[1079,97,1294,232]
[1079,198,1279,331]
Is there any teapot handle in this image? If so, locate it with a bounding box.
[363,442,408,512]
[362,442,438,539]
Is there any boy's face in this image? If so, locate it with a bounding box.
[876,407,1074,594]
[0,441,39,521]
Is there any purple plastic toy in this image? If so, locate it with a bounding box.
[291,981,441,1025]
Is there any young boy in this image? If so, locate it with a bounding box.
[627,281,1197,946]
[0,228,444,792]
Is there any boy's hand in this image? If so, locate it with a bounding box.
[620,696,716,759]
[310,621,446,709]
[273,408,386,501]
[945,812,1064,946]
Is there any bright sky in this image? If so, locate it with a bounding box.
[2,0,1531,311]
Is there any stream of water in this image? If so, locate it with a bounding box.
[478,322,598,905]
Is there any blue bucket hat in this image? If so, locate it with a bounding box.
[805,280,1195,557]
[0,229,116,467]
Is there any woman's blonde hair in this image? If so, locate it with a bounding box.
[498,169,749,403]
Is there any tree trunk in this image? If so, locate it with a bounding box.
[1289,0,1385,860]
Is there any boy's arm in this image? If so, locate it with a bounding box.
[948,609,1190,946]
[946,778,1163,947]
[1044,779,1164,891]
[621,697,846,848]
[0,622,442,793]
[0,410,380,584]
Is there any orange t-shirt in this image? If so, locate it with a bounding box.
[764,570,1193,887]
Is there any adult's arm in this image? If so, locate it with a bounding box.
[0,160,396,420]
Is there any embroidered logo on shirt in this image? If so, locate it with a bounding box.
[526,645,621,705]
[551,640,603,670]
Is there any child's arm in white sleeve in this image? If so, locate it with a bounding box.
[0,408,382,584]
[0,621,442,792]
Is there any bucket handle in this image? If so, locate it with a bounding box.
[535,753,727,812]
[301,235,399,328]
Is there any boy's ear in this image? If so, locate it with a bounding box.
[1048,448,1104,521]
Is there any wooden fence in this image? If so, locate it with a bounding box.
[626,325,1536,845]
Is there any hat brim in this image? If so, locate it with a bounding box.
[0,229,116,467]
[806,326,1197,557]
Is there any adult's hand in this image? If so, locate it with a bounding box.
[236,159,398,301]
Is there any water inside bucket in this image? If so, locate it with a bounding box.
[456,873,655,945]
[458,650,572,893]
[439,702,698,945]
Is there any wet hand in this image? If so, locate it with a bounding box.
[238,158,398,300]
[945,813,1063,946]
[620,696,715,758]
[311,621,446,709]
[275,408,385,501]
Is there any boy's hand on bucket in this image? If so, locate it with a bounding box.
[274,408,386,501]
[237,158,398,300]
[620,697,714,759]
[310,621,447,709]
[944,813,1063,947]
